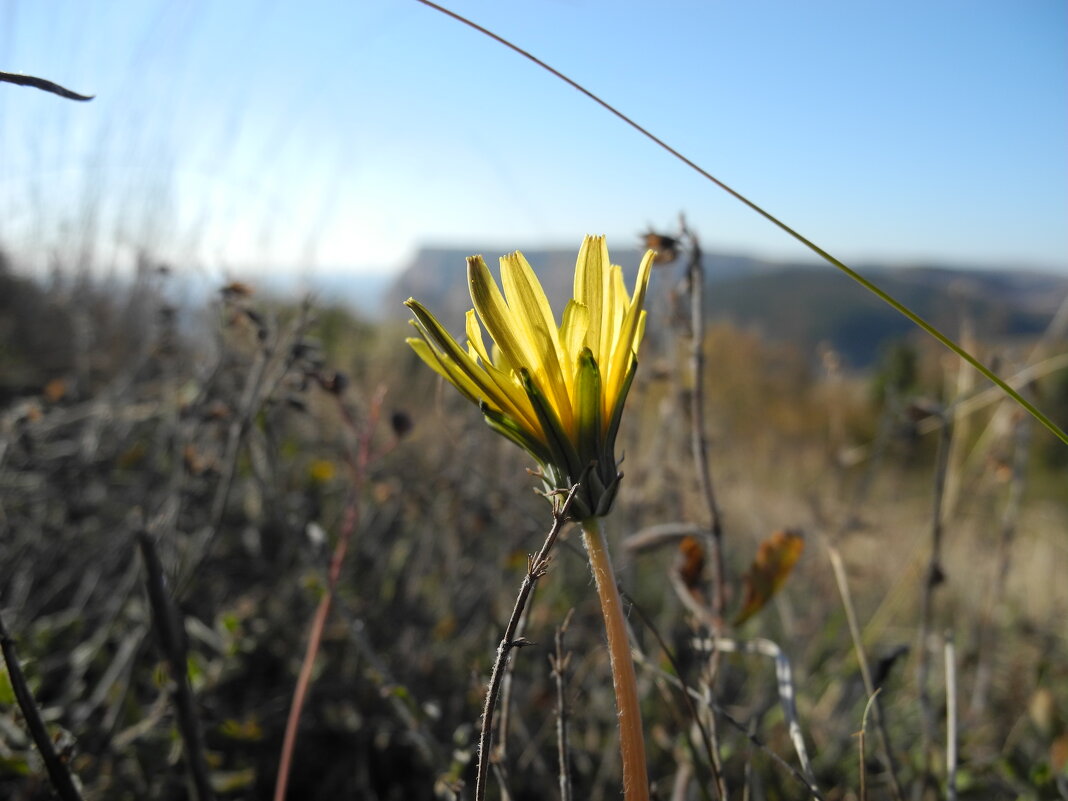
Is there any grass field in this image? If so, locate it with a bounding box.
[1,246,1065,800]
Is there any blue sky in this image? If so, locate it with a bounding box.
[1,0,1065,279]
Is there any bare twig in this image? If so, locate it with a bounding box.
[693,636,818,788]
[623,522,706,553]
[971,403,1032,714]
[495,585,536,772]
[945,632,958,801]
[620,590,723,799]
[678,216,730,800]
[628,642,827,801]
[858,689,882,801]
[0,69,93,100]
[549,608,576,801]
[825,543,904,801]
[137,531,215,801]
[678,218,727,628]
[818,397,904,801]
[474,486,579,801]
[916,413,953,797]
[0,609,85,801]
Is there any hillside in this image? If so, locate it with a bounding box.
[387,246,1068,367]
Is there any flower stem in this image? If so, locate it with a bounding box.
[581,517,649,801]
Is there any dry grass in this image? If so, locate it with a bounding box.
[0,258,1066,800]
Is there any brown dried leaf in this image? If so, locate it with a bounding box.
[733,529,804,625]
[677,536,705,589]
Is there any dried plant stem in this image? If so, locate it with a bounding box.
[273,499,358,801]
[550,609,576,801]
[858,690,882,801]
[680,221,727,626]
[628,642,826,801]
[971,407,1031,715]
[273,389,383,801]
[0,70,94,100]
[137,532,215,801]
[944,632,958,801]
[623,585,721,798]
[0,610,85,801]
[680,220,729,800]
[581,517,650,801]
[473,488,578,801]
[825,544,904,801]
[495,586,535,768]
[915,417,953,798]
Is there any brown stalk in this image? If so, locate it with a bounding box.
[473,486,579,801]
[272,387,385,801]
[580,517,650,801]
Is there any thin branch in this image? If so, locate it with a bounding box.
[858,690,882,801]
[0,70,93,100]
[916,413,953,797]
[971,402,1032,715]
[549,608,576,801]
[679,218,727,628]
[412,0,1067,445]
[137,531,215,801]
[621,590,723,800]
[0,610,85,801]
[693,637,818,789]
[825,543,904,801]
[628,643,827,801]
[474,486,579,801]
[945,632,958,801]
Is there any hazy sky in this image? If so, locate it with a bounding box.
[1,0,1066,279]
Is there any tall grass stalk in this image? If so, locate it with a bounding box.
[414,0,1068,448]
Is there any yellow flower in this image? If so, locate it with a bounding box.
[405,235,654,519]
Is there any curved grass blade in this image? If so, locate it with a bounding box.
[413,0,1068,446]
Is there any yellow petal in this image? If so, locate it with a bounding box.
[604,249,654,410]
[406,300,525,424]
[559,300,589,384]
[607,263,628,343]
[573,235,611,367]
[466,309,541,433]
[406,336,483,406]
[499,251,573,427]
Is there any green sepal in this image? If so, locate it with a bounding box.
[594,470,623,517]
[574,348,603,469]
[520,369,584,487]
[603,357,637,458]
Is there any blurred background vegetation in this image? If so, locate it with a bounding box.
[2,2,1067,798]
[0,230,1065,798]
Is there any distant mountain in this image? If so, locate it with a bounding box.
[706,266,1068,367]
[385,246,1068,368]
[384,246,816,321]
